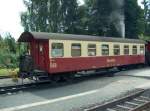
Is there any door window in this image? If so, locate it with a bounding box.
[39,44,43,52]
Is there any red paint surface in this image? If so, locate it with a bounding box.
[49,55,145,74]
[28,38,145,74]
[147,42,150,52]
[30,39,49,71]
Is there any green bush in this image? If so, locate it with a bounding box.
[0,52,19,69]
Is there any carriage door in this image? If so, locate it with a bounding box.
[37,40,49,71]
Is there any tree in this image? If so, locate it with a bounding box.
[0,33,18,68]
[21,0,82,34]
[4,33,16,54]
[125,0,145,38]
[85,0,112,36]
[60,0,79,33]
[21,0,48,32]
[21,0,146,39]
[47,0,61,32]
[84,0,126,37]
[75,5,89,34]
[143,0,150,36]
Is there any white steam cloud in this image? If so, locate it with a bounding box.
[110,0,125,38]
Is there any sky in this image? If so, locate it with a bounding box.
[0,0,144,40]
[0,0,26,39]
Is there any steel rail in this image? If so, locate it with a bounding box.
[131,101,150,111]
[84,89,150,111]
[0,80,52,94]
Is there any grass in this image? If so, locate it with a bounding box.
[0,68,19,77]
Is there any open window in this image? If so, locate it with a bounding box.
[101,44,109,56]
[132,45,137,55]
[51,43,64,57]
[124,45,129,55]
[114,45,120,55]
[140,45,144,54]
[71,43,81,57]
[88,44,96,56]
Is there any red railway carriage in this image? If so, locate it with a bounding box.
[18,32,146,77]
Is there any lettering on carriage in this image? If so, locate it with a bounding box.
[50,62,57,68]
[107,59,116,63]
[50,59,57,68]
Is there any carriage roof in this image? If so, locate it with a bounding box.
[18,32,145,44]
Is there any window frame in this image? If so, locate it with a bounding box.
[113,45,120,56]
[39,44,43,53]
[71,43,81,57]
[88,44,96,56]
[51,43,64,58]
[132,45,137,55]
[101,44,109,56]
[124,45,129,55]
[140,45,145,55]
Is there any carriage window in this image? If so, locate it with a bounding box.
[88,44,96,56]
[51,43,64,57]
[114,45,120,55]
[124,45,129,55]
[39,45,43,52]
[132,45,137,55]
[71,43,81,57]
[140,45,144,54]
[102,44,109,56]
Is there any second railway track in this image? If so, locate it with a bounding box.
[83,89,150,111]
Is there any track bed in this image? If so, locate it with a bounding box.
[82,89,150,111]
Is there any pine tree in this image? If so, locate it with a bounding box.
[143,0,150,36]
[21,0,48,32]
[125,0,145,38]
[86,0,112,36]
[60,0,78,33]
[47,0,61,32]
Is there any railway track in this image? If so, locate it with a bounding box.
[83,89,150,111]
[0,83,36,94]
[0,68,147,96]
[0,66,147,95]
[0,70,117,95]
[0,80,54,95]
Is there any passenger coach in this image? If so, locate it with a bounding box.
[18,32,145,79]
